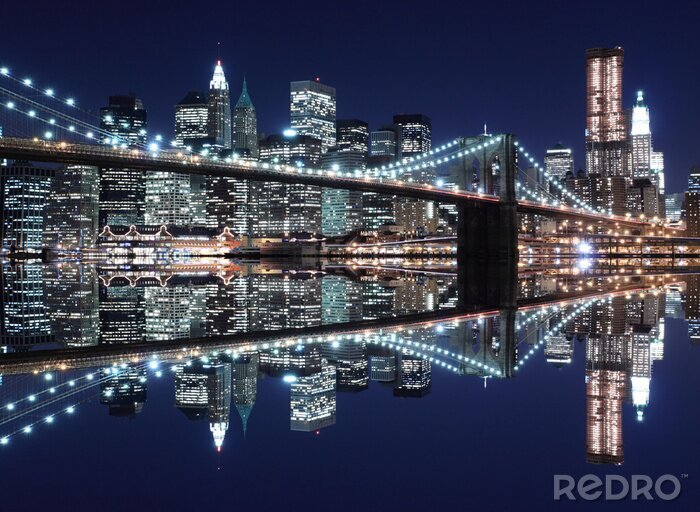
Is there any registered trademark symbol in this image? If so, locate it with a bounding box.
[681,474,689,479]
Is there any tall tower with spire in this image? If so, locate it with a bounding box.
[207,60,232,151]
[233,77,259,158]
[630,90,651,179]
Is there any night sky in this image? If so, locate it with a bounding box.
[2,0,699,192]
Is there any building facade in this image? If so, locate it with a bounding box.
[290,80,336,152]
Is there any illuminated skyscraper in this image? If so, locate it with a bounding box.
[322,340,369,392]
[290,80,336,151]
[232,77,258,158]
[370,354,397,382]
[233,352,258,435]
[207,60,232,150]
[544,144,574,180]
[393,114,431,157]
[290,361,337,431]
[0,162,54,252]
[45,165,99,250]
[144,171,191,227]
[174,91,209,148]
[336,119,369,155]
[144,286,191,341]
[585,47,627,178]
[99,284,146,345]
[394,353,431,397]
[99,94,147,227]
[686,168,700,236]
[630,90,651,179]
[370,127,400,160]
[207,358,232,452]
[321,150,364,236]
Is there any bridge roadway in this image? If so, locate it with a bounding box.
[0,284,650,376]
[0,137,650,228]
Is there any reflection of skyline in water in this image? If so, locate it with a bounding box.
[1,267,694,466]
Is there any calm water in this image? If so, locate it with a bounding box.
[1,261,699,511]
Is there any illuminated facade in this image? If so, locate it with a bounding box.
[393,114,431,157]
[544,144,574,180]
[585,47,627,178]
[232,78,258,158]
[99,95,147,227]
[290,361,337,431]
[0,162,54,252]
[145,171,191,227]
[207,60,232,150]
[394,353,431,397]
[630,90,651,179]
[233,352,258,435]
[174,91,209,148]
[100,364,147,418]
[370,127,399,159]
[46,165,99,250]
[321,150,364,236]
[336,119,369,155]
[290,80,336,152]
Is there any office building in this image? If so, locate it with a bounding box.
[630,90,651,179]
[290,362,337,431]
[232,78,258,158]
[0,162,54,253]
[321,149,364,236]
[144,171,191,227]
[290,79,336,151]
[174,91,209,148]
[233,353,258,435]
[665,192,684,223]
[370,355,397,382]
[393,353,431,397]
[626,178,659,217]
[99,284,146,345]
[207,60,232,150]
[45,165,99,251]
[686,168,700,236]
[321,275,363,325]
[336,119,369,155]
[370,127,400,160]
[585,47,627,177]
[544,144,574,180]
[0,263,53,350]
[393,114,431,157]
[99,95,147,227]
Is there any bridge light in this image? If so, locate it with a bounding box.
[155,134,163,142]
[6,101,14,109]
[66,98,75,106]
[68,125,75,132]
[49,118,56,124]
[23,426,32,434]
[45,416,54,424]
[45,88,54,96]
[0,67,8,75]
[148,142,159,152]
[23,78,32,86]
[44,131,52,139]
[86,131,94,139]
[28,110,36,117]
[66,406,75,414]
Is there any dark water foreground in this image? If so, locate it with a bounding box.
[0,260,698,511]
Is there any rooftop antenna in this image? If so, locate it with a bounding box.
[217,42,221,64]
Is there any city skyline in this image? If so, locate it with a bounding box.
[2,1,698,194]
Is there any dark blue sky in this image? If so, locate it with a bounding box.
[2,0,699,192]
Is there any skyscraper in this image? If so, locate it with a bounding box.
[232,78,258,158]
[100,364,147,418]
[233,352,258,435]
[0,162,54,253]
[544,144,574,180]
[45,165,99,251]
[290,80,336,151]
[393,114,431,157]
[370,127,400,160]
[207,60,232,151]
[686,167,700,236]
[393,353,431,397]
[336,119,369,155]
[290,361,337,431]
[630,90,651,179]
[585,47,627,177]
[321,150,364,236]
[144,171,191,227]
[174,91,209,149]
[99,95,147,227]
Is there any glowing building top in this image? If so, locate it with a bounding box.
[210,60,229,91]
[631,90,650,137]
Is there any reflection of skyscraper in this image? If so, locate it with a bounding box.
[585,335,626,465]
[394,353,431,397]
[290,361,336,432]
[321,275,362,324]
[207,358,232,452]
[100,364,147,418]
[175,362,209,420]
[233,353,258,435]
[370,354,397,382]
[259,344,322,377]
[544,335,573,366]
[144,287,191,341]
[322,340,369,392]
[99,284,146,345]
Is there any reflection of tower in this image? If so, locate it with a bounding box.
[393,353,431,397]
[544,335,574,366]
[233,353,258,435]
[321,275,362,324]
[290,361,336,432]
[0,263,53,350]
[100,364,147,418]
[99,284,145,345]
[208,358,232,452]
[630,325,651,420]
[144,286,191,341]
[585,335,627,465]
[685,275,700,345]
[175,362,209,420]
[322,340,369,392]
[45,263,99,348]
[370,354,397,382]
[259,344,322,377]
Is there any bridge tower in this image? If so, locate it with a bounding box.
[457,133,518,313]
